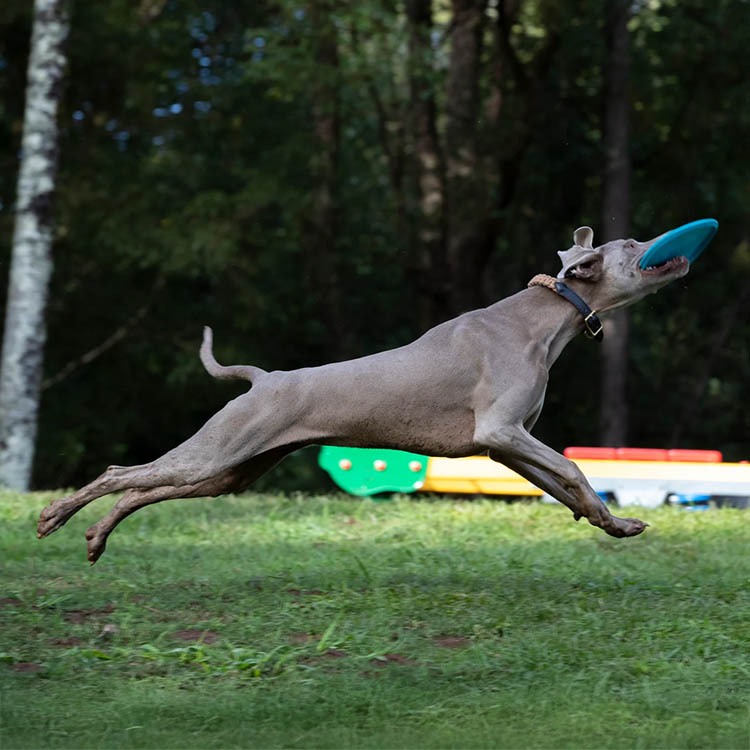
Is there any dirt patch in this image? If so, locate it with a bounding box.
[299,648,348,665]
[171,629,218,644]
[287,632,322,645]
[10,662,42,673]
[142,605,170,619]
[286,589,325,596]
[369,652,418,667]
[361,652,419,677]
[49,636,82,647]
[433,635,470,648]
[0,598,23,607]
[63,604,115,624]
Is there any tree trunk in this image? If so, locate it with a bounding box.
[668,283,750,447]
[405,0,448,331]
[0,0,70,490]
[304,1,355,358]
[599,0,631,448]
[444,0,488,316]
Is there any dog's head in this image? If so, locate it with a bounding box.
[557,226,690,311]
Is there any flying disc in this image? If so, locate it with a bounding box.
[639,218,718,270]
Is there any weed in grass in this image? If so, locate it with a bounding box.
[1,490,749,749]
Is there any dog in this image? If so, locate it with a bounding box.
[38,225,689,562]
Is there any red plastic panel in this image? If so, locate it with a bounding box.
[564,447,617,460]
[667,449,722,463]
[564,446,724,463]
[615,448,668,461]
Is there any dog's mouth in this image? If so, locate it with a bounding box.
[639,255,689,277]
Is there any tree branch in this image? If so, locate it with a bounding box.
[42,281,162,390]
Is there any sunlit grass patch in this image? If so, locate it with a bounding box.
[1,490,749,748]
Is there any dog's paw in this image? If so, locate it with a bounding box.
[37,500,76,538]
[85,523,109,565]
[605,515,649,538]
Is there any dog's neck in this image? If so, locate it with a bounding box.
[527,273,604,343]
[507,285,592,368]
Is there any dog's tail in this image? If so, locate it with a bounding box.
[200,326,268,384]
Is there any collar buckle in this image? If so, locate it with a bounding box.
[527,275,604,343]
[583,310,603,340]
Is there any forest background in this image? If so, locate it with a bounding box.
[0,0,748,492]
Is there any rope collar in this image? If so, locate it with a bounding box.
[527,274,604,342]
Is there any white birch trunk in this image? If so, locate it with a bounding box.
[0,0,70,490]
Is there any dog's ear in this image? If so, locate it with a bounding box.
[573,226,594,249]
[557,248,602,280]
[565,252,602,281]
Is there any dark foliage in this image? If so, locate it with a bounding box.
[0,0,747,489]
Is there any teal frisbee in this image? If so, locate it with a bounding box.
[639,218,718,270]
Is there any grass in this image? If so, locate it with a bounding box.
[1,489,749,749]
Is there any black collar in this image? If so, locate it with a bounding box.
[553,281,604,342]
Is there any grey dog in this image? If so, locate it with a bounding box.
[38,225,689,563]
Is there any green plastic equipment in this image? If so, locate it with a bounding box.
[318,446,428,497]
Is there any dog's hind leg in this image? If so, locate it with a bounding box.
[36,448,228,539]
[37,461,170,539]
[38,382,302,539]
[84,447,291,564]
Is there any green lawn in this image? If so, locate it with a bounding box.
[1,490,748,749]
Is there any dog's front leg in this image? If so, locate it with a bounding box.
[481,427,647,538]
[491,452,591,520]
